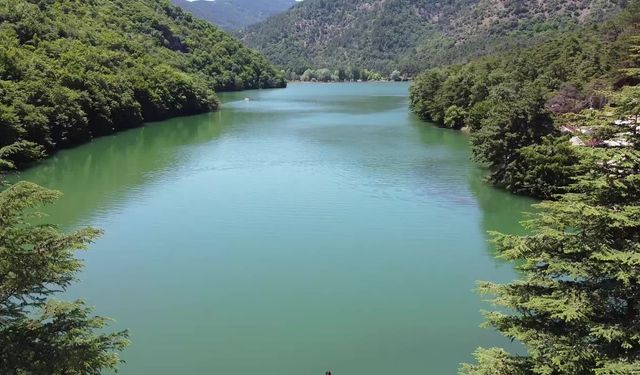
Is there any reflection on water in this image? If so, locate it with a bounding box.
[16,82,533,375]
[14,112,228,227]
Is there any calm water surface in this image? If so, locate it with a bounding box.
[17,83,534,374]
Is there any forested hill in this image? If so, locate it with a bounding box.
[410,2,640,199]
[241,0,625,75]
[0,0,285,167]
[171,0,297,31]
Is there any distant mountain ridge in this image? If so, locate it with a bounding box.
[241,0,626,74]
[171,0,297,30]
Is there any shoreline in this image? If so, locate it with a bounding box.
[10,85,287,172]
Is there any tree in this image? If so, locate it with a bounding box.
[367,71,383,81]
[461,147,640,375]
[390,70,401,81]
[631,37,640,77]
[0,143,128,374]
[615,38,640,147]
[351,67,361,81]
[409,69,445,121]
[337,68,347,81]
[617,86,640,130]
[502,135,585,199]
[316,68,332,82]
[444,105,467,129]
[0,141,44,170]
[300,69,315,81]
[470,83,555,187]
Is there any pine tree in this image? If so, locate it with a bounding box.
[0,142,128,374]
[461,145,640,375]
[630,37,640,77]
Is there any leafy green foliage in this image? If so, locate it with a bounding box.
[0,0,285,166]
[0,152,128,374]
[241,0,623,75]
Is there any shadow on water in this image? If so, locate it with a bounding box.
[410,113,537,247]
[410,112,533,358]
[469,169,537,234]
[13,111,232,228]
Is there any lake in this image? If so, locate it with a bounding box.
[16,82,533,374]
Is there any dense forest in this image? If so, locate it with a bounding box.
[0,0,285,168]
[410,2,639,199]
[241,0,624,76]
[170,0,295,31]
[410,2,640,373]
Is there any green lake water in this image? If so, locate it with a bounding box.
[16,82,534,374]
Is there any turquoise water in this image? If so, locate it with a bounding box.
[16,82,533,374]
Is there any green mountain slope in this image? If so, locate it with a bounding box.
[409,2,640,198]
[0,0,285,165]
[241,0,625,75]
[171,0,297,31]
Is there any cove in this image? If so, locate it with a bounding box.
[16,82,535,374]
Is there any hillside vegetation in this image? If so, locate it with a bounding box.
[409,3,640,374]
[171,0,296,31]
[0,0,285,167]
[241,0,624,75]
[410,3,639,198]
